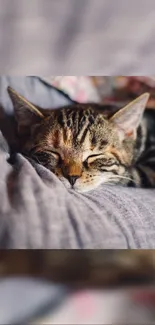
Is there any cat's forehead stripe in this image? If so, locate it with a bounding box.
[77,120,89,143]
[56,107,100,145]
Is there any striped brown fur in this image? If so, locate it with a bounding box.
[8,87,155,192]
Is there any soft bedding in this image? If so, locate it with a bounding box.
[0,76,155,249]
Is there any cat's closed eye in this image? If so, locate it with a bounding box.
[86,154,104,164]
[32,150,61,165]
[44,150,61,161]
[87,154,117,167]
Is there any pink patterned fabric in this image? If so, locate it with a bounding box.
[46,76,100,103]
[36,288,155,324]
[45,76,155,110]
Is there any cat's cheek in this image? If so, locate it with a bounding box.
[75,181,101,192]
[74,172,103,192]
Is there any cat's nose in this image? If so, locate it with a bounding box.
[67,175,80,186]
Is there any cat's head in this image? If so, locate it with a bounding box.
[8,86,149,192]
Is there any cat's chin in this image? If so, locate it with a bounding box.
[60,179,100,193]
[58,176,107,193]
[74,187,96,193]
[74,185,101,193]
[73,180,105,193]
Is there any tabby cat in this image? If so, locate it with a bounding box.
[8,86,155,192]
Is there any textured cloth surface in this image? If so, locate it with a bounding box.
[0,0,155,74]
[0,76,155,249]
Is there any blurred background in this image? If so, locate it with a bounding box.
[1,250,155,324]
[0,0,155,74]
[48,76,155,107]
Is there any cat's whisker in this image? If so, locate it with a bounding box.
[110,175,136,184]
[110,175,133,181]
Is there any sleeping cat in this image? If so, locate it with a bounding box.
[7,86,155,192]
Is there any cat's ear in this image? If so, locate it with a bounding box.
[109,93,150,139]
[7,86,44,134]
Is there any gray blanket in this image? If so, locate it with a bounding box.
[0,77,155,249]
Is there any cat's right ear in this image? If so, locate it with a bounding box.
[7,86,44,134]
[109,93,149,140]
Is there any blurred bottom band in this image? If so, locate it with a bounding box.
[1,278,155,325]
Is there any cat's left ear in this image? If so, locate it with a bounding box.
[7,86,44,134]
[109,93,150,139]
